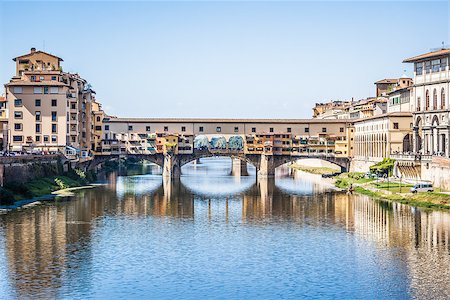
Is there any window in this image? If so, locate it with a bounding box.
[216,127,221,133]
[40,76,45,81]
[127,125,134,131]
[35,99,41,107]
[234,127,239,133]
[340,127,344,132]
[14,111,23,119]
[393,122,399,129]
[35,111,41,121]
[31,75,36,82]
[417,97,421,111]
[199,126,204,132]
[433,89,437,110]
[14,123,22,131]
[52,99,57,107]
[51,135,57,143]
[13,136,23,142]
[181,126,186,132]
[14,99,22,107]
[252,127,256,133]
[51,76,57,81]
[426,90,430,110]
[96,116,101,122]
[441,88,446,109]
[104,125,110,130]
[269,127,274,133]
[36,124,41,133]
[425,61,431,73]
[50,87,58,94]
[52,124,57,133]
[287,127,291,133]
[95,126,101,131]
[13,87,23,94]
[322,127,327,133]
[146,126,151,132]
[432,59,440,73]
[34,87,43,94]
[164,126,168,132]
[44,135,49,142]
[44,86,49,94]
[305,128,309,133]
[35,135,41,142]
[71,103,76,110]
[415,63,423,75]
[51,111,57,121]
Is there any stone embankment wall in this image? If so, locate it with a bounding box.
[421,157,450,190]
[0,155,68,187]
[349,159,377,173]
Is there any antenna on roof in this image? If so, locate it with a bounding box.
[430,41,449,52]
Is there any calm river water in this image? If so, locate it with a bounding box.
[0,158,449,299]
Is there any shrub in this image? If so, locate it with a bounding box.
[370,158,395,176]
[0,188,15,205]
[54,178,69,190]
[4,182,32,198]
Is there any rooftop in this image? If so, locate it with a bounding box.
[13,48,63,62]
[105,117,353,124]
[375,78,398,84]
[403,48,450,63]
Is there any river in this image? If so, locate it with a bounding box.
[0,157,449,299]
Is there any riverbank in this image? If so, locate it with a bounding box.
[0,167,97,207]
[335,172,450,210]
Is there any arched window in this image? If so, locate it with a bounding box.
[433,89,437,110]
[417,97,421,111]
[441,88,446,109]
[426,90,430,110]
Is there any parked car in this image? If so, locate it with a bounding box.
[410,183,433,193]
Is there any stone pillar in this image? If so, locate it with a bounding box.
[258,154,275,177]
[163,154,181,178]
[413,127,418,153]
[231,158,248,176]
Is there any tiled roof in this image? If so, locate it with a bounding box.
[106,118,353,124]
[375,79,398,84]
[403,48,450,63]
[13,50,63,62]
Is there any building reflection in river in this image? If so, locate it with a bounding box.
[0,165,449,298]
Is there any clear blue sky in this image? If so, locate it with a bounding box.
[0,1,449,118]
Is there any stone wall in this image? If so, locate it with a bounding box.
[0,156,65,186]
[421,157,450,190]
[349,159,375,173]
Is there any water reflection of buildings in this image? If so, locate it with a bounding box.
[1,170,449,298]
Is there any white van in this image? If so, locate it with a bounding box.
[410,183,433,193]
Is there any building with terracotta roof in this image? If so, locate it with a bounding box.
[5,48,104,154]
[403,47,450,157]
[375,77,413,97]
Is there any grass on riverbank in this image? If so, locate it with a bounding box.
[335,172,450,210]
[335,172,375,188]
[1,168,97,205]
[290,164,339,175]
[354,186,450,210]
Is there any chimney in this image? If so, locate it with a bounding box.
[30,47,36,53]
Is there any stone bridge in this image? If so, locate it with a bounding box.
[87,150,350,178]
